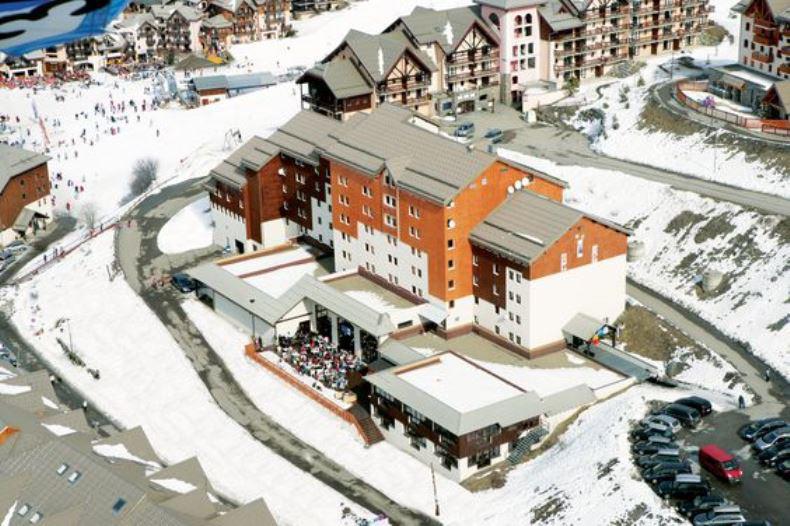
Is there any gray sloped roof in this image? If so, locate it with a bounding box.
[193,75,228,91]
[562,312,603,341]
[470,190,630,266]
[188,264,395,337]
[766,0,790,21]
[298,59,373,99]
[0,143,49,194]
[397,6,498,54]
[148,457,210,493]
[226,72,277,90]
[209,499,277,526]
[341,29,437,84]
[0,370,60,416]
[40,409,92,435]
[174,54,216,71]
[539,0,585,32]
[202,14,233,29]
[365,351,544,435]
[376,339,427,367]
[321,104,494,203]
[475,0,547,7]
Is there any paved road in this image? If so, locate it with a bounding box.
[0,217,115,431]
[627,280,788,417]
[677,409,790,525]
[115,177,437,525]
[459,105,790,217]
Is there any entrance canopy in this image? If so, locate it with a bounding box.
[562,313,604,342]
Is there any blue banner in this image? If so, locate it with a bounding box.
[0,0,130,57]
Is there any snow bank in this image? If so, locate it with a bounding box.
[498,150,790,379]
[150,477,198,494]
[3,234,369,525]
[0,383,31,395]
[157,196,214,255]
[93,443,162,469]
[42,423,76,436]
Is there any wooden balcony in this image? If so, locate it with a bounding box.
[779,64,790,75]
[446,67,498,82]
[754,17,777,29]
[554,53,628,73]
[447,50,499,67]
[753,31,778,46]
[752,51,773,63]
[380,78,431,95]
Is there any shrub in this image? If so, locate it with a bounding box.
[637,76,645,87]
[120,158,159,205]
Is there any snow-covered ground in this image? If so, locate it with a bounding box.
[499,150,790,380]
[157,195,214,254]
[566,0,789,198]
[0,233,370,526]
[184,297,740,525]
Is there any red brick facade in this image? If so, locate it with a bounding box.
[0,163,50,230]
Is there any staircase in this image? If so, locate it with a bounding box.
[348,405,384,446]
[507,426,549,465]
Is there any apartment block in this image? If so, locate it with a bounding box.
[733,0,790,79]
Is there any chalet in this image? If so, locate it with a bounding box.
[387,6,501,115]
[763,80,790,118]
[297,29,438,119]
[291,0,342,14]
[206,0,291,43]
[0,144,51,247]
[732,0,790,80]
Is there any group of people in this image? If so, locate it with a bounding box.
[0,71,90,90]
[274,331,364,393]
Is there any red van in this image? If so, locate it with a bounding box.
[699,444,743,483]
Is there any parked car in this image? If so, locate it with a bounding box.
[656,474,711,500]
[776,458,790,479]
[0,342,17,367]
[637,448,682,469]
[643,461,692,484]
[699,444,743,483]
[741,522,773,526]
[753,427,790,452]
[631,422,674,441]
[0,249,15,272]
[644,414,682,434]
[676,396,713,416]
[170,273,196,293]
[655,403,702,428]
[454,122,475,138]
[4,240,28,256]
[739,418,786,442]
[484,128,504,143]
[692,508,746,526]
[633,439,679,455]
[756,445,790,466]
[679,495,731,518]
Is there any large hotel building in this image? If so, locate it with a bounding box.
[208,104,628,356]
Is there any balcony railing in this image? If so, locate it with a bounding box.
[447,50,499,67]
[446,67,498,82]
[380,78,431,95]
[752,51,773,63]
[753,32,778,45]
[554,53,628,72]
[754,17,777,29]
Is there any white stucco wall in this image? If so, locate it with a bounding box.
[211,203,246,251]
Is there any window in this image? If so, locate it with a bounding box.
[448,259,455,270]
[576,236,584,258]
[385,214,397,228]
[516,273,522,283]
[560,253,568,272]
[362,185,372,197]
[67,471,82,484]
[473,275,479,286]
[492,263,499,275]
[56,463,69,475]
[339,194,349,206]
[338,175,348,187]
[282,184,287,194]
[473,255,478,266]
[516,294,521,304]
[409,205,420,218]
[296,173,306,184]
[384,194,397,208]
[516,315,521,324]
[449,300,455,308]
[112,498,127,516]
[448,279,455,290]
[495,325,500,335]
[508,291,514,301]
[528,57,535,68]
[592,244,599,263]
[493,284,499,296]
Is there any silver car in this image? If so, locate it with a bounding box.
[753,426,790,452]
[692,511,746,525]
[644,414,682,433]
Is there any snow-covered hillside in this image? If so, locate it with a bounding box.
[499,150,790,380]
[566,0,790,198]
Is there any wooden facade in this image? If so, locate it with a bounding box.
[0,163,50,231]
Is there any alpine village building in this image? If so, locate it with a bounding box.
[297,0,713,118]
[203,103,629,479]
[0,144,51,247]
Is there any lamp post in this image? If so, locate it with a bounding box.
[249,298,256,342]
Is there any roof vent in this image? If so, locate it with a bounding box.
[514,232,544,246]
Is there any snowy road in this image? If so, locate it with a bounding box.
[504,123,790,217]
[115,177,438,525]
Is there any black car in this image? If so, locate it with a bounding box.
[632,440,679,455]
[739,418,786,442]
[171,273,196,293]
[657,476,711,500]
[776,459,790,480]
[678,495,730,518]
[655,404,702,428]
[676,396,712,416]
[636,449,682,469]
[643,461,692,484]
[757,445,790,466]
[631,424,674,441]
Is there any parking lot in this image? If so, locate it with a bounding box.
[676,409,789,525]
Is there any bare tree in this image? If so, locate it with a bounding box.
[121,157,159,204]
[79,202,99,229]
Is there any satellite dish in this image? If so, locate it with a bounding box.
[514,181,523,190]
[507,186,514,194]
[521,177,529,186]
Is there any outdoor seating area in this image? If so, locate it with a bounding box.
[273,329,365,395]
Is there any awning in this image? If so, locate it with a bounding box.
[562,313,604,342]
[718,74,746,90]
[12,206,47,233]
[418,302,448,325]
